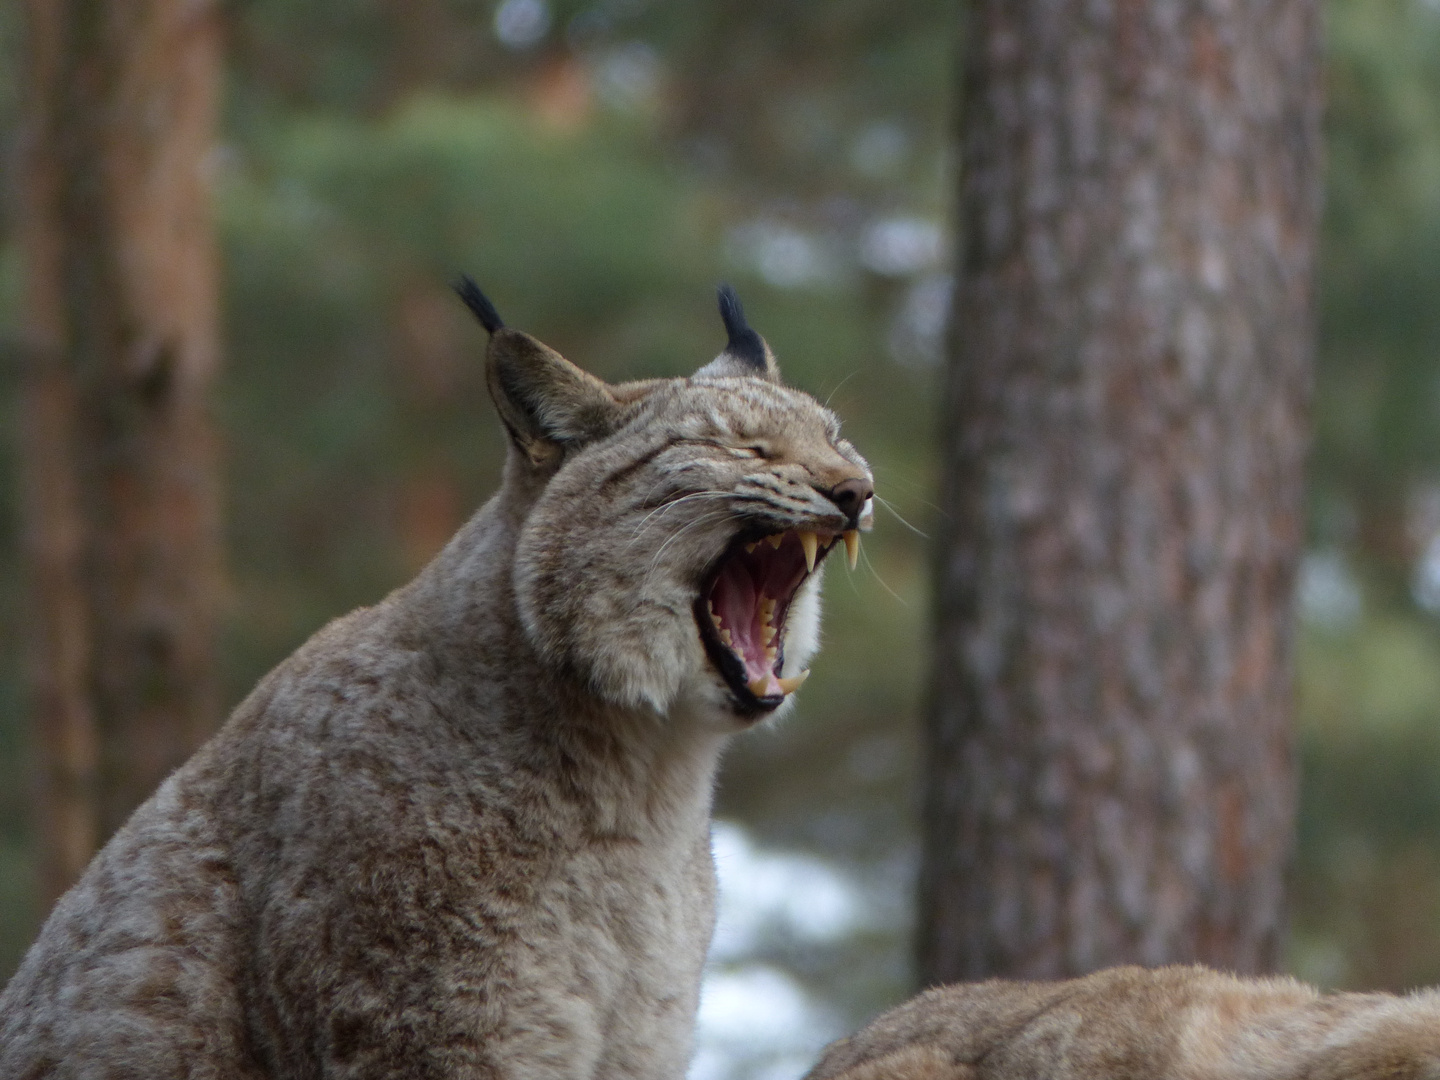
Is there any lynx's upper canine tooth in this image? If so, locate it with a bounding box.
[767,533,785,549]
[843,530,860,571]
[777,670,810,695]
[798,530,818,573]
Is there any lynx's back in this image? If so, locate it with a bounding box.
[805,965,1440,1080]
[0,284,874,1080]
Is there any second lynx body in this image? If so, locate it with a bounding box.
[806,965,1440,1080]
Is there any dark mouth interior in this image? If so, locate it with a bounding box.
[697,529,835,711]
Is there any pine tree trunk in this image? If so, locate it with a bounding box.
[919,0,1321,982]
[19,0,224,906]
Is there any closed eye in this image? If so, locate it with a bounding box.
[670,438,773,461]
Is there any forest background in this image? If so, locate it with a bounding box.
[2,1,1440,1078]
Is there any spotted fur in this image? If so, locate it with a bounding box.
[0,286,873,1079]
[805,966,1440,1080]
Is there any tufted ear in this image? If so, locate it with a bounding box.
[455,276,621,467]
[694,284,781,382]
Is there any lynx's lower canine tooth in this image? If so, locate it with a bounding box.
[777,670,810,694]
[844,529,860,570]
[748,676,771,698]
[767,533,785,549]
[799,530,818,573]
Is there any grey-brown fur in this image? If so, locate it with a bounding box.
[805,965,1440,1080]
[0,287,873,1079]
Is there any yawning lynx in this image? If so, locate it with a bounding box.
[805,965,1440,1080]
[0,282,874,1079]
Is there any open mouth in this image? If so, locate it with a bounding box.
[695,526,860,713]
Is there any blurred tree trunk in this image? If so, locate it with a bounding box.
[919,0,1321,982]
[19,0,224,907]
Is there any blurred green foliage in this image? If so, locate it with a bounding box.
[1315,1,1440,593]
[0,0,1439,1035]
[1287,0,1440,991]
[1293,615,1440,989]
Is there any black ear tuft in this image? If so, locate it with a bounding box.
[454,275,505,335]
[716,284,768,372]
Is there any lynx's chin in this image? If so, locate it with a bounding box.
[696,526,858,713]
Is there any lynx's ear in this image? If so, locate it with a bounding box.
[695,284,781,382]
[455,276,621,467]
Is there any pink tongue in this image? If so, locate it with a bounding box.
[711,562,782,691]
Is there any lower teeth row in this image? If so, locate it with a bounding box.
[707,599,780,665]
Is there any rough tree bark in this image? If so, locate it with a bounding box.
[919,0,1322,982]
[19,0,224,906]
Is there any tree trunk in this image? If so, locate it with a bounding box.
[19,0,224,907]
[919,0,1321,982]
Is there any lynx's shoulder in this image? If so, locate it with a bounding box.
[806,966,1440,1080]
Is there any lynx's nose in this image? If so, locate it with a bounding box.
[828,477,874,521]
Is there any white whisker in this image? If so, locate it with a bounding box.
[640,510,732,594]
[627,491,735,545]
[871,471,944,515]
[874,494,929,539]
[823,370,860,407]
[860,544,906,605]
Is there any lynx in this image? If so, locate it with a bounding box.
[805,965,1440,1080]
[0,282,874,1079]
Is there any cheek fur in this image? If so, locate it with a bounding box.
[512,493,722,714]
[780,571,823,679]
